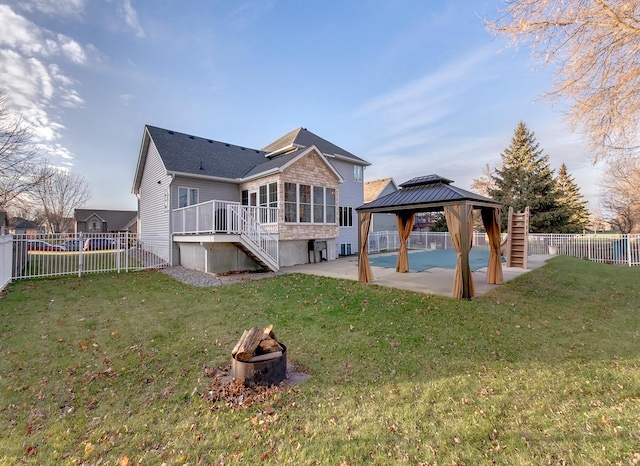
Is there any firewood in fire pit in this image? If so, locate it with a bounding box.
[232,325,281,361]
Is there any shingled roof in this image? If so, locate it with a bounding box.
[357,175,500,213]
[262,127,370,165]
[133,125,370,194]
[364,178,396,203]
[74,209,137,231]
[145,126,267,180]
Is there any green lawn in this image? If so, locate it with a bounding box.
[0,256,639,465]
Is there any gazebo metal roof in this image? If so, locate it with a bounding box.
[356,174,500,213]
[355,174,504,300]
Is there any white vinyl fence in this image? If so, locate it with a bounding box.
[367,231,492,254]
[7,232,169,282]
[527,233,640,266]
[0,234,12,290]
[367,231,640,267]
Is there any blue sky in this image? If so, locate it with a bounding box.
[1,0,603,212]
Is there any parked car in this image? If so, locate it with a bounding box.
[83,238,117,251]
[27,240,65,252]
[61,239,84,251]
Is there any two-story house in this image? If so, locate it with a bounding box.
[132,126,370,274]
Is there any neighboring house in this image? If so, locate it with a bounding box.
[74,209,138,233]
[12,220,44,237]
[132,125,370,273]
[364,178,399,232]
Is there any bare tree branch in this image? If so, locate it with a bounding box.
[0,89,52,209]
[487,1,640,161]
[600,155,640,232]
[32,167,91,233]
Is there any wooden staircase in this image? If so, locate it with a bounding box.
[502,206,530,268]
[235,241,274,272]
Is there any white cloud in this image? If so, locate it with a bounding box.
[10,0,86,19]
[117,0,145,38]
[355,47,493,120]
[57,34,87,64]
[60,89,85,108]
[0,4,89,162]
[354,47,497,163]
[0,5,45,55]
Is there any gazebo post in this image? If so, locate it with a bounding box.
[460,203,471,300]
[356,175,500,298]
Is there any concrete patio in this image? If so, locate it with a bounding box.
[282,252,553,298]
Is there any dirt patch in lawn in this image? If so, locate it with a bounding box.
[202,363,310,410]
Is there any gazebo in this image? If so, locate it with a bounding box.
[355,175,504,300]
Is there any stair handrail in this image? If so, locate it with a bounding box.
[228,205,279,269]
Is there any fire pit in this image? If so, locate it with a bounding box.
[231,325,287,386]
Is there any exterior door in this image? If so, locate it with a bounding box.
[249,190,258,220]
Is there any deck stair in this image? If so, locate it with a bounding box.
[235,238,277,272]
[229,205,279,272]
[502,206,530,268]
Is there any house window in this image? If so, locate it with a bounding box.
[89,219,100,232]
[339,206,353,227]
[178,187,198,208]
[259,185,268,206]
[268,182,277,208]
[313,186,324,223]
[299,184,311,223]
[241,190,248,206]
[326,188,336,223]
[284,182,297,222]
[354,165,363,182]
[340,243,352,256]
[284,183,336,224]
[258,183,278,223]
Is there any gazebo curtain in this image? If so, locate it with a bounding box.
[358,212,373,283]
[395,212,415,273]
[481,207,504,285]
[444,204,475,299]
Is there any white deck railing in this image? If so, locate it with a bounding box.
[172,200,279,270]
[367,230,640,267]
[172,200,278,234]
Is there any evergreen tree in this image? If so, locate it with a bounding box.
[555,163,590,233]
[489,121,565,233]
[429,212,448,232]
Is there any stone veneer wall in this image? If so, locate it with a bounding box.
[239,149,340,242]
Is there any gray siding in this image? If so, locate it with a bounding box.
[330,158,364,255]
[372,183,399,232]
[372,213,398,232]
[139,139,171,243]
[170,176,240,210]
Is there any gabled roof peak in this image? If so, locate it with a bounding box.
[262,127,369,165]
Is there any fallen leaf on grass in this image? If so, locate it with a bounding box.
[84,442,94,454]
